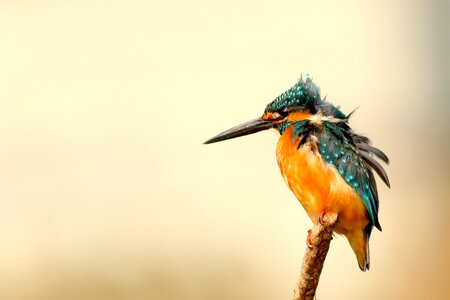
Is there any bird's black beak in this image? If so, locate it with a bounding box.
[204,118,275,144]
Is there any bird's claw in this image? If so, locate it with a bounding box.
[318,211,327,225]
[306,229,313,248]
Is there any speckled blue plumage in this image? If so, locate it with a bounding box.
[264,75,321,115]
[265,75,346,121]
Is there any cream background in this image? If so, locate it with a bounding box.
[0,1,449,299]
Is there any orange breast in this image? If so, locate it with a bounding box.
[276,126,369,234]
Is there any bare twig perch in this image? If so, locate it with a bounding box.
[292,213,338,300]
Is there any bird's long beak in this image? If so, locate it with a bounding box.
[204,118,275,144]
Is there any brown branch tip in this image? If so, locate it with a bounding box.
[292,213,338,300]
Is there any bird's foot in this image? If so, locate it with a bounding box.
[317,211,339,228]
[318,211,327,225]
[306,229,313,248]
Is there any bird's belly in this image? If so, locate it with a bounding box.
[276,130,369,233]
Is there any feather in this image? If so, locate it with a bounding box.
[360,151,390,188]
[356,143,390,164]
[353,135,370,145]
[367,172,381,232]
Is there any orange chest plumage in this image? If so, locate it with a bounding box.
[275,125,370,235]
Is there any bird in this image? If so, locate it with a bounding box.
[204,75,390,271]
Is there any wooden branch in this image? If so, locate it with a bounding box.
[292,213,338,300]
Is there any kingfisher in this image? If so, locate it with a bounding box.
[204,76,390,271]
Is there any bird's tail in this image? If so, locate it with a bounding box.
[346,229,370,271]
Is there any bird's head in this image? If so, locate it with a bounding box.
[204,76,341,144]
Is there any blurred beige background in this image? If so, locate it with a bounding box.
[0,1,449,299]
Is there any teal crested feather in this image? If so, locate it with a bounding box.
[264,75,321,115]
[265,76,347,122]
